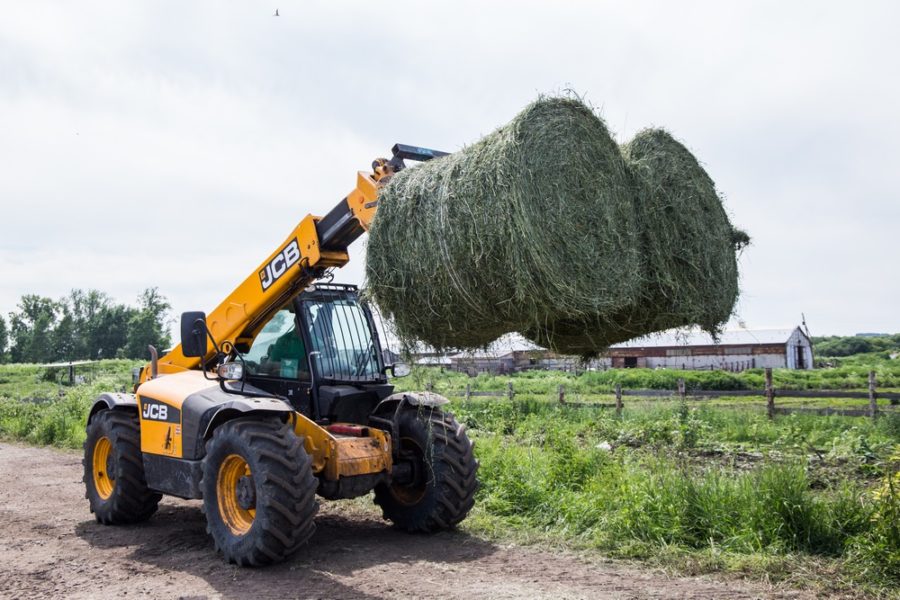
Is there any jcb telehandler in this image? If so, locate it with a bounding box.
[83,145,479,566]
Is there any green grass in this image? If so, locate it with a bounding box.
[1,361,898,594]
[451,398,900,593]
[0,359,137,403]
[397,367,900,594]
[402,361,900,395]
[0,360,137,448]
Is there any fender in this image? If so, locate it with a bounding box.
[372,391,449,415]
[88,392,138,424]
[369,391,450,460]
[199,397,295,440]
[182,383,295,459]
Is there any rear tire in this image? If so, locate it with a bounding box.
[201,417,318,566]
[83,409,161,524]
[374,406,478,531]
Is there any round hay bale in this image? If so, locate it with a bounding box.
[365,97,641,350]
[526,129,747,355]
[625,128,744,334]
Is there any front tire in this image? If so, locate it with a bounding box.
[374,406,478,531]
[83,409,161,524]
[201,417,318,566]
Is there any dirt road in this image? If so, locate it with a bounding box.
[0,443,810,599]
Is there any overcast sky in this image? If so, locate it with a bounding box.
[1,1,898,338]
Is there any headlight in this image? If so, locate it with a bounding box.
[217,362,244,381]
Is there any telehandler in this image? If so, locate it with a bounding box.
[83,145,479,566]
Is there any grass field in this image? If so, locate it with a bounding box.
[1,360,898,596]
[401,359,900,393]
[392,367,899,594]
[0,360,137,447]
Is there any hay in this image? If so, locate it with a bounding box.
[365,97,747,354]
[365,97,640,349]
[527,128,747,354]
[626,129,744,332]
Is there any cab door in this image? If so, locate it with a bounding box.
[241,307,313,415]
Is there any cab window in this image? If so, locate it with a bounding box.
[244,309,310,379]
[302,297,381,381]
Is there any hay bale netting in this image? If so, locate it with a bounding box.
[365,97,641,350]
[526,128,748,355]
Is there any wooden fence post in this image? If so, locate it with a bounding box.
[677,378,686,401]
[465,383,471,402]
[869,370,878,419]
[615,383,623,416]
[507,381,514,401]
[557,383,565,404]
[765,367,774,419]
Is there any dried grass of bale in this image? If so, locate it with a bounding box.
[365,97,640,350]
[527,129,748,355]
[366,98,748,355]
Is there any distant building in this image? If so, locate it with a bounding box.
[446,334,578,375]
[607,327,814,371]
[414,355,452,368]
[406,327,815,374]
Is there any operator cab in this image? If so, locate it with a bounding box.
[232,284,397,423]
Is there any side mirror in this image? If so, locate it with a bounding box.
[181,311,208,358]
[390,362,411,378]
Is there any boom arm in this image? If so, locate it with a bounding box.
[150,144,448,378]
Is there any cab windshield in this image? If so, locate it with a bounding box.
[301,296,381,381]
[243,309,310,380]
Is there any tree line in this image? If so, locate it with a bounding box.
[812,334,900,357]
[0,288,171,364]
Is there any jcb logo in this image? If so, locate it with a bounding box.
[260,239,301,291]
[143,403,167,421]
[140,399,179,423]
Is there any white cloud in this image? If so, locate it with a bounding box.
[1,0,898,336]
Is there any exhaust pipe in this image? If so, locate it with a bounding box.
[148,345,158,379]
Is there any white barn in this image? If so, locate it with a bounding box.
[607,327,814,371]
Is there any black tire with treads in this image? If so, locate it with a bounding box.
[374,406,478,532]
[201,416,318,567]
[83,409,161,524]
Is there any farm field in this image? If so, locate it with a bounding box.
[0,442,810,599]
[1,361,898,598]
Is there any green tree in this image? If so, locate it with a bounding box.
[125,288,171,359]
[93,304,135,359]
[51,308,77,361]
[0,314,8,362]
[4,288,174,363]
[9,295,58,363]
[68,289,113,359]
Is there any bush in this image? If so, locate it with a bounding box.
[0,368,132,448]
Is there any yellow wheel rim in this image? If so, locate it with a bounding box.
[217,454,256,535]
[92,436,115,500]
